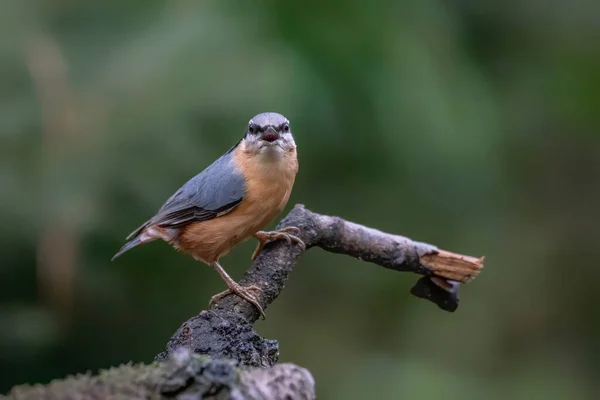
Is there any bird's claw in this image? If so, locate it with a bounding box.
[279,226,301,237]
[251,226,306,261]
[209,283,265,319]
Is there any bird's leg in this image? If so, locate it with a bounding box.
[208,261,265,319]
[251,226,306,261]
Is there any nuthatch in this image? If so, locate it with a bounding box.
[112,112,305,318]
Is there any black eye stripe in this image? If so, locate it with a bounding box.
[248,123,289,133]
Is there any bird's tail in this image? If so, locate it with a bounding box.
[111,236,145,261]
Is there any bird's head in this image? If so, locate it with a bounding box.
[241,112,296,156]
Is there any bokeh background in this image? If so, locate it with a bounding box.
[2,0,600,398]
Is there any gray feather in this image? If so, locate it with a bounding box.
[111,236,143,261]
[125,146,246,241]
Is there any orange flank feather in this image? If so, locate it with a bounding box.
[176,143,298,264]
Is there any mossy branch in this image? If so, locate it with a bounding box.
[3,349,315,400]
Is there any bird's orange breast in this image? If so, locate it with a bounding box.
[177,145,298,263]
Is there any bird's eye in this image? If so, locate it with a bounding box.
[283,124,290,132]
[248,124,256,134]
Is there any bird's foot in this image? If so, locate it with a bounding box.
[209,283,266,319]
[251,226,306,261]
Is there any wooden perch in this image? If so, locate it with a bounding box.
[2,204,484,400]
[157,204,484,363]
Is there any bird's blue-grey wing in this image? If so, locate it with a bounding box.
[125,150,245,239]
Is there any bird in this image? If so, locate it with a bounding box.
[111,112,305,319]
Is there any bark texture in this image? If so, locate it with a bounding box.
[3,348,315,400]
[157,204,484,365]
[2,204,484,400]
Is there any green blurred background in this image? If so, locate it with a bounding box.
[1,0,599,398]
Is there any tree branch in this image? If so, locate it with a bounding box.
[156,204,484,364]
[5,348,315,400]
[3,204,484,400]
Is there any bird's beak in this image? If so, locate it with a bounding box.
[261,126,280,142]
